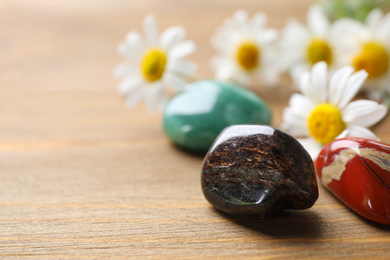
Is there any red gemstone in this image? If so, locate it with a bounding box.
[315,137,390,225]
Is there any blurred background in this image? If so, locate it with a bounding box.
[0,0,316,151]
[2,1,390,258]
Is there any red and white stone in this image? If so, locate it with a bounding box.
[315,137,390,225]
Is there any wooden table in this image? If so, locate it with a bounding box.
[1,0,390,258]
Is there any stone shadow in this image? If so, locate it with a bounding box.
[350,210,390,231]
[171,142,207,159]
[213,207,324,239]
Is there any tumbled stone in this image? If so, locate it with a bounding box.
[163,80,271,152]
[201,125,318,218]
[316,137,390,225]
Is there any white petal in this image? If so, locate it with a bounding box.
[337,70,368,109]
[124,85,144,108]
[233,9,249,30]
[118,31,144,61]
[234,9,248,21]
[281,123,308,137]
[113,63,137,79]
[281,119,308,137]
[125,30,144,50]
[214,62,234,80]
[164,73,189,91]
[169,41,196,59]
[167,60,197,75]
[117,42,130,58]
[160,26,186,51]
[282,107,308,136]
[281,19,309,50]
[307,5,329,36]
[251,12,266,32]
[376,12,390,41]
[283,107,308,124]
[155,90,169,111]
[299,71,312,98]
[144,84,167,113]
[297,138,323,161]
[298,65,324,102]
[258,29,278,45]
[329,66,354,107]
[118,76,143,95]
[331,19,370,52]
[143,14,159,46]
[345,125,380,141]
[336,129,349,139]
[310,61,328,103]
[233,73,251,87]
[343,100,387,127]
[365,8,382,29]
[281,120,308,137]
[288,93,315,115]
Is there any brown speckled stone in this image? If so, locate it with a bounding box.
[201,125,318,218]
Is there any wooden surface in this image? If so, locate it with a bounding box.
[1,0,390,259]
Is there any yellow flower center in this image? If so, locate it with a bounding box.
[352,41,389,79]
[141,48,167,82]
[236,41,260,72]
[306,37,333,66]
[307,103,345,145]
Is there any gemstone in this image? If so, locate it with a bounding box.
[201,125,318,218]
[163,80,271,152]
[316,137,390,225]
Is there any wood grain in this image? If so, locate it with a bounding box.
[1,0,390,259]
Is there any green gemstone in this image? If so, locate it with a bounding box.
[163,80,272,152]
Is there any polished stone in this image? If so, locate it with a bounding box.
[163,80,271,152]
[201,125,318,218]
[316,137,390,225]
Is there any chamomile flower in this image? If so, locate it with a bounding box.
[210,10,280,87]
[115,14,197,112]
[280,5,340,84]
[282,62,387,160]
[333,9,390,100]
